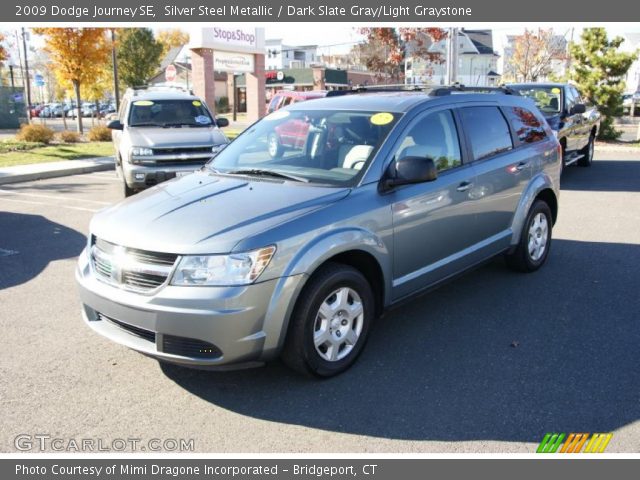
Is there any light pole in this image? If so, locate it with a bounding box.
[111,29,120,111]
[21,28,32,122]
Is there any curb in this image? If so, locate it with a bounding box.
[595,144,640,153]
[0,157,114,185]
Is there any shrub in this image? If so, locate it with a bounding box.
[16,124,55,144]
[87,125,112,142]
[58,130,81,143]
[215,97,230,113]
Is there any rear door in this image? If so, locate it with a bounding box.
[457,104,531,250]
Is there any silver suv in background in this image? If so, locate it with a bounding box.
[107,86,230,197]
[78,85,561,377]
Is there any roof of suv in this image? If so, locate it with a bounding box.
[124,89,199,102]
[286,89,524,113]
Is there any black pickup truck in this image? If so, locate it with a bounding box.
[508,83,600,172]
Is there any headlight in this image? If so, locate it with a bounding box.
[171,246,276,286]
[130,147,153,157]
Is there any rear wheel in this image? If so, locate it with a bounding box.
[281,263,374,377]
[578,134,595,167]
[506,200,553,273]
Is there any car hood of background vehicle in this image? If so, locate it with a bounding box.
[127,126,228,147]
[90,172,351,254]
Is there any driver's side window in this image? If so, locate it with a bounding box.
[394,110,462,173]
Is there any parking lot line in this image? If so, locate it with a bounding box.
[0,196,101,212]
[0,189,112,206]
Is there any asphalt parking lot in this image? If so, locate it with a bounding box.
[1,149,638,453]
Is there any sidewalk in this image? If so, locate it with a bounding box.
[0,156,114,185]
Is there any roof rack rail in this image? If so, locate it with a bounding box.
[326,83,434,97]
[429,84,520,96]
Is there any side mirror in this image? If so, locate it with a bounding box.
[216,117,229,128]
[381,156,438,191]
[106,119,123,130]
[570,103,586,115]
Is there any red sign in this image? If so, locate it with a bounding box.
[165,64,177,82]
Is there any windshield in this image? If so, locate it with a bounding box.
[128,99,214,127]
[208,109,401,186]
[510,86,562,114]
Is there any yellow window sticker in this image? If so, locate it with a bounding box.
[133,100,154,106]
[551,88,561,94]
[192,100,202,107]
[370,112,394,125]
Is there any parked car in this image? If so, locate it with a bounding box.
[623,92,640,116]
[508,83,600,172]
[41,103,64,118]
[78,85,561,377]
[106,86,230,197]
[267,90,327,114]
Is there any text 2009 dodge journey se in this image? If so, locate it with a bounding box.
[77,86,561,377]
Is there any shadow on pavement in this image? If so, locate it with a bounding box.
[161,238,640,443]
[0,212,86,290]
[561,159,640,192]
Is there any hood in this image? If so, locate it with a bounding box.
[126,126,228,147]
[91,171,350,254]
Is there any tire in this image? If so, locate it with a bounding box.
[505,200,553,273]
[578,134,595,167]
[281,262,375,377]
[268,133,283,158]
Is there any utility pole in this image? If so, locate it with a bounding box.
[446,27,459,85]
[20,28,32,122]
[111,29,120,111]
[9,65,15,88]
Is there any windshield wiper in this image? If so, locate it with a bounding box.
[226,168,309,183]
[130,123,162,127]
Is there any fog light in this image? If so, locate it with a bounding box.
[135,173,145,181]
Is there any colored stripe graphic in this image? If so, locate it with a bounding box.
[538,433,613,453]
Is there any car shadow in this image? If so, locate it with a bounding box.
[561,159,640,192]
[160,238,640,442]
[0,212,86,290]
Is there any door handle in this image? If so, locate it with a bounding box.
[456,181,473,192]
[515,161,529,171]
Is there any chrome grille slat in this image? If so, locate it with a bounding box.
[90,237,178,293]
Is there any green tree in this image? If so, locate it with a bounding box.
[570,28,638,140]
[117,28,162,87]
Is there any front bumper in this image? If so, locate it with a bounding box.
[122,163,205,190]
[76,247,305,368]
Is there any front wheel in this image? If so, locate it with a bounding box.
[281,263,375,377]
[505,200,553,273]
[578,134,595,167]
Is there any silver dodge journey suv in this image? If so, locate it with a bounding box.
[77,85,561,377]
[107,86,229,197]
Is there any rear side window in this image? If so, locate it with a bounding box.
[460,106,513,161]
[508,107,547,144]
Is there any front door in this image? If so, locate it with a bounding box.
[389,109,477,300]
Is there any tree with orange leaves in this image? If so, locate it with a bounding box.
[355,28,447,82]
[157,29,190,59]
[32,28,110,133]
[0,32,7,65]
[509,29,567,82]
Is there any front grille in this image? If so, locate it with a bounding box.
[162,334,222,359]
[154,146,212,155]
[91,237,178,293]
[98,313,156,343]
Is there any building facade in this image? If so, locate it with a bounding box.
[405,29,500,87]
